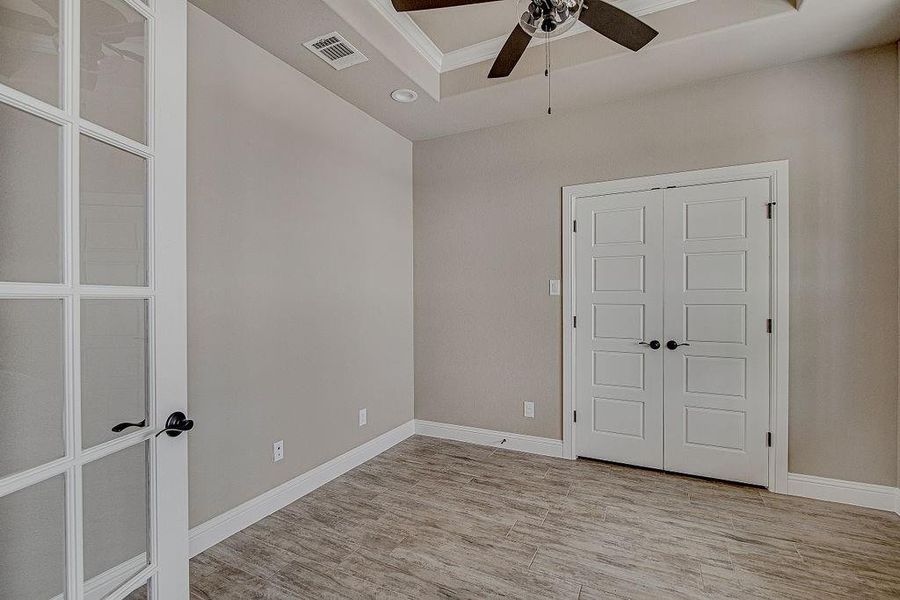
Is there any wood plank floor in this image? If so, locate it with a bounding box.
[190,435,900,599]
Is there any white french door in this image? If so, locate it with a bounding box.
[574,178,771,486]
[0,1,188,599]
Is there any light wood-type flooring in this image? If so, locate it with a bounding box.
[190,435,900,599]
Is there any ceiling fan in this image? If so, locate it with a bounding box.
[391,0,659,79]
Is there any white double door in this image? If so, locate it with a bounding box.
[575,179,771,486]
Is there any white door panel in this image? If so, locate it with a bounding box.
[663,179,770,486]
[575,190,664,469]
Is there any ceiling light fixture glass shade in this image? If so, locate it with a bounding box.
[517,0,583,38]
[390,88,418,103]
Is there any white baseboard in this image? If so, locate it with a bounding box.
[188,419,415,557]
[787,473,900,513]
[414,419,564,458]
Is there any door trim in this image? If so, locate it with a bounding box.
[154,0,190,597]
[562,161,789,493]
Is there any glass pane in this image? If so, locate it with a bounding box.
[83,442,150,590]
[0,0,62,106]
[80,134,147,286]
[0,299,65,478]
[81,298,148,448]
[124,582,149,600]
[0,475,66,600]
[80,0,147,143]
[0,101,62,283]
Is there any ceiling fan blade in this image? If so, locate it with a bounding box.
[391,0,502,11]
[579,0,659,52]
[0,6,57,36]
[488,25,531,79]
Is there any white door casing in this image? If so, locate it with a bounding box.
[575,190,665,469]
[563,162,789,491]
[662,180,771,486]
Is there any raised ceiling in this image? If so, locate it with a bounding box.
[190,0,900,140]
[407,0,523,52]
[367,0,715,76]
[405,0,806,53]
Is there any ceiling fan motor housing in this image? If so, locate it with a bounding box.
[519,0,583,38]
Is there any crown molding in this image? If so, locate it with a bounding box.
[371,0,697,74]
[368,0,445,71]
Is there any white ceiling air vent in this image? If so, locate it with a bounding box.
[303,32,368,71]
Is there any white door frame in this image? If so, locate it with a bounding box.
[562,160,790,493]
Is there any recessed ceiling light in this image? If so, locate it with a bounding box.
[391,89,418,103]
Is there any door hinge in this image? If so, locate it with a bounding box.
[767,202,776,219]
[573,316,577,328]
[573,220,577,233]
[766,318,773,333]
[574,410,577,423]
[767,432,772,447]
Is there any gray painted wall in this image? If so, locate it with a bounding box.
[187,6,414,527]
[414,46,900,486]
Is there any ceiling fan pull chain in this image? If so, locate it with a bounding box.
[546,31,552,115]
[545,29,549,77]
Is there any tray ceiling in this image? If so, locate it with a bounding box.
[190,0,900,140]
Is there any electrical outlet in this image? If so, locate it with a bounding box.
[273,440,284,463]
[359,408,367,427]
[524,401,535,418]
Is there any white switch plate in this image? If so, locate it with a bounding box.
[524,401,535,418]
[549,279,561,296]
[273,440,284,463]
[359,408,367,427]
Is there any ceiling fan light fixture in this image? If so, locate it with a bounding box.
[517,0,583,39]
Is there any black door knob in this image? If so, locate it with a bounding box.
[639,340,661,350]
[666,340,691,350]
[155,411,194,438]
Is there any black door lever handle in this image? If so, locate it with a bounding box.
[666,340,691,350]
[111,419,146,433]
[638,340,661,350]
[155,411,194,438]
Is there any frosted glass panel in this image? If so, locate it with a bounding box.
[83,442,150,587]
[0,475,66,600]
[80,0,147,142]
[81,299,149,449]
[80,134,148,286]
[0,101,62,283]
[0,299,65,478]
[0,0,62,106]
